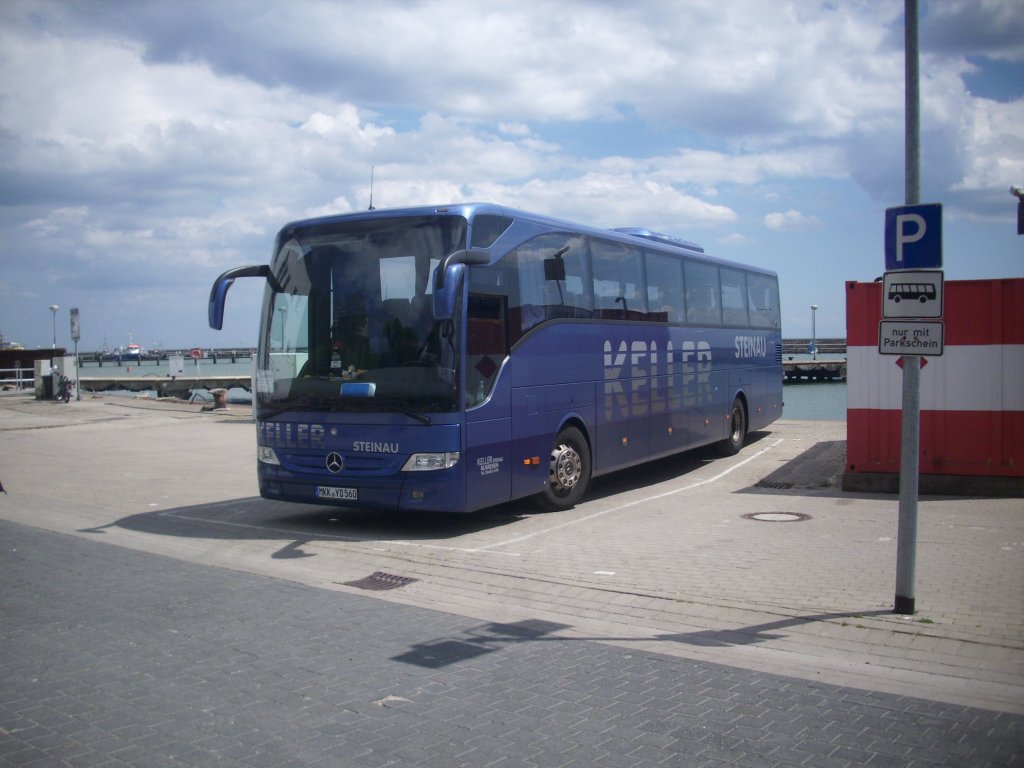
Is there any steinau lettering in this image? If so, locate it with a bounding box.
[734,335,767,359]
[352,440,399,453]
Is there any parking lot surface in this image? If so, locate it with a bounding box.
[1,393,1022,765]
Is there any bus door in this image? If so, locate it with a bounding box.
[464,293,512,510]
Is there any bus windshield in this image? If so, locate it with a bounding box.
[254,215,467,418]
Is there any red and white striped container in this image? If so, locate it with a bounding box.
[846,278,1023,482]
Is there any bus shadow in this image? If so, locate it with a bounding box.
[79,497,525,557]
[77,431,778,552]
[565,430,774,508]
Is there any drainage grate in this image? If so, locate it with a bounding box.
[756,480,794,489]
[344,571,418,591]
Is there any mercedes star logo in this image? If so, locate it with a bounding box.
[325,452,344,473]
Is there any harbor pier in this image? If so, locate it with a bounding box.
[78,375,251,398]
[782,359,847,382]
[77,348,256,367]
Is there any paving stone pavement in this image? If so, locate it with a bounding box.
[2,519,1022,768]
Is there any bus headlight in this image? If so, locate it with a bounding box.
[401,452,460,471]
[257,446,281,465]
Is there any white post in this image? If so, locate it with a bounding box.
[810,305,818,360]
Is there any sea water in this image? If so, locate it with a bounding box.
[781,381,846,420]
[781,352,846,420]
[80,358,848,420]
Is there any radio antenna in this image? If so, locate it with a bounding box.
[368,166,375,210]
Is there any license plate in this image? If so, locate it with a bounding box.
[316,486,358,501]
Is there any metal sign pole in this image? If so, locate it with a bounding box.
[904,0,919,208]
[895,355,919,613]
[895,0,921,615]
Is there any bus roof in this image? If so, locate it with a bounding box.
[278,202,775,277]
[610,227,704,253]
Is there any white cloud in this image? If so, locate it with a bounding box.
[498,123,532,137]
[466,173,736,233]
[764,210,823,232]
[639,147,848,189]
[300,107,394,148]
[953,98,1024,192]
[0,0,1020,347]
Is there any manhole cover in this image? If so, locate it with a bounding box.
[742,512,811,523]
[343,571,418,590]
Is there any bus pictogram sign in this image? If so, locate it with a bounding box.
[882,270,943,319]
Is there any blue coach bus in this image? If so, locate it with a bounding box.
[209,203,782,513]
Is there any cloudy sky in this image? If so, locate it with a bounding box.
[1,0,1021,352]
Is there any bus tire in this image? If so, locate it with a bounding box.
[717,398,747,456]
[537,426,591,511]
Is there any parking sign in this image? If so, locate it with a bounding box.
[885,203,942,270]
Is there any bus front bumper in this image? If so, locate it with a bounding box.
[258,463,466,513]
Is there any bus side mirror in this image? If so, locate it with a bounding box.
[432,263,465,321]
[209,276,234,330]
[208,265,279,330]
[543,257,565,281]
[432,248,490,320]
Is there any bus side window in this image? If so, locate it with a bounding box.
[507,233,591,343]
[720,268,749,326]
[748,274,780,328]
[645,252,684,322]
[591,239,645,320]
[684,261,722,325]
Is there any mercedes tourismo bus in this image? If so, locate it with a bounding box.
[209,203,783,513]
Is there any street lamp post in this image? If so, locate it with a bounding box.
[49,304,59,349]
[810,304,818,361]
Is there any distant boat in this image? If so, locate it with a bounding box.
[120,344,144,357]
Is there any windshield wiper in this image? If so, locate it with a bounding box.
[391,406,431,425]
[256,401,328,420]
[257,384,438,423]
[321,399,432,424]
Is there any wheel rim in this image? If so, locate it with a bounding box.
[550,442,582,493]
[730,407,744,443]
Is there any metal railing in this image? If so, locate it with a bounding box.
[0,367,34,389]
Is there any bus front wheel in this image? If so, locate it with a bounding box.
[537,426,591,511]
[717,398,747,456]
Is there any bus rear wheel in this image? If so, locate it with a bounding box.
[537,426,591,511]
[717,398,747,456]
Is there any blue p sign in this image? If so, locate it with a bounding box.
[885,203,942,270]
